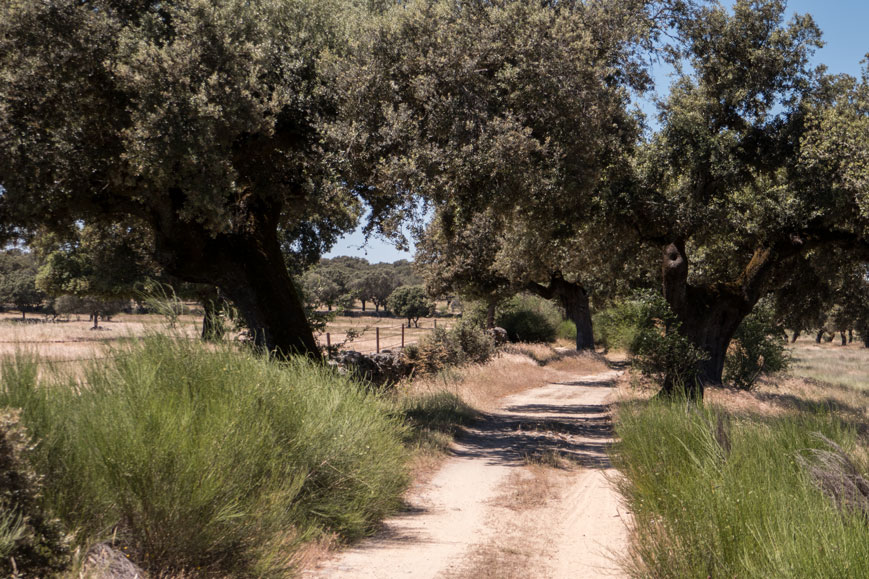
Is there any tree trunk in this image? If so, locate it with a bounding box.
[361,300,366,312]
[92,310,99,330]
[150,202,319,358]
[198,287,224,342]
[848,329,853,343]
[816,330,824,343]
[485,302,496,330]
[661,242,753,398]
[527,276,595,351]
[791,329,800,343]
[556,282,594,351]
[840,331,847,346]
[20,309,25,321]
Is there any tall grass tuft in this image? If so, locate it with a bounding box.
[0,337,409,576]
[614,399,869,578]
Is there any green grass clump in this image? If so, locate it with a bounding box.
[398,391,477,453]
[614,400,869,578]
[0,337,409,576]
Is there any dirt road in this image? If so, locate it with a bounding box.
[305,369,630,579]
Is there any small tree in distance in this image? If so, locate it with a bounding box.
[387,286,433,328]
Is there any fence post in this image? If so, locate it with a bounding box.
[326,332,331,355]
[376,327,380,353]
[434,318,437,330]
[401,324,405,348]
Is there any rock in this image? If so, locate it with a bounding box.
[82,543,148,579]
[487,327,508,346]
[334,350,413,388]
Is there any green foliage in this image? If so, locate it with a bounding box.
[405,321,495,374]
[397,392,477,454]
[0,339,409,576]
[0,409,71,577]
[614,399,869,578]
[556,320,577,341]
[0,251,45,315]
[724,300,791,389]
[597,291,709,388]
[387,286,433,327]
[495,294,562,344]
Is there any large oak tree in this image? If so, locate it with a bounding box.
[636,0,869,395]
[0,0,377,355]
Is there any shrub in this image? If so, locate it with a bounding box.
[495,294,560,343]
[449,320,496,365]
[598,290,708,388]
[556,319,577,341]
[406,321,495,373]
[0,409,70,577]
[0,338,409,576]
[724,300,790,389]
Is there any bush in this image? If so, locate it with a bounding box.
[598,290,708,388]
[405,321,495,373]
[0,409,71,577]
[724,300,790,389]
[495,294,560,343]
[0,338,409,576]
[556,319,577,341]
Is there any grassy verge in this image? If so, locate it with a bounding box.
[613,396,869,578]
[1,337,410,576]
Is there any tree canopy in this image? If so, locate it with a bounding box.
[0,0,383,355]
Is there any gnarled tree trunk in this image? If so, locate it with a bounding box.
[528,275,595,351]
[150,197,319,358]
[661,241,754,398]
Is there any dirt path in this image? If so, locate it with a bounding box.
[305,369,630,579]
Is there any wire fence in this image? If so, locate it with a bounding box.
[321,319,452,354]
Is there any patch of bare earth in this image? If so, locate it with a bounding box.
[304,353,630,579]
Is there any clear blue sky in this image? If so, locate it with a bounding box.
[325,0,868,263]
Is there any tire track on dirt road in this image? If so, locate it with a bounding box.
[305,369,630,579]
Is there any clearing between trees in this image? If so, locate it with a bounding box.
[305,353,630,579]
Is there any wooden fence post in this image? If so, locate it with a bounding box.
[326,332,331,354]
[401,324,405,348]
[434,318,437,329]
[376,327,380,353]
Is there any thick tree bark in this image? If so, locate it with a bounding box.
[661,242,753,398]
[150,197,319,358]
[840,331,847,346]
[791,329,800,343]
[527,275,595,351]
[816,330,824,343]
[485,301,496,330]
[197,286,224,342]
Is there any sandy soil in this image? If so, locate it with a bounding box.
[305,369,630,579]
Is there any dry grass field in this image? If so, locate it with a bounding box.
[0,306,458,363]
[787,337,869,391]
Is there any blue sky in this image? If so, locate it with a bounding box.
[325,0,869,263]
